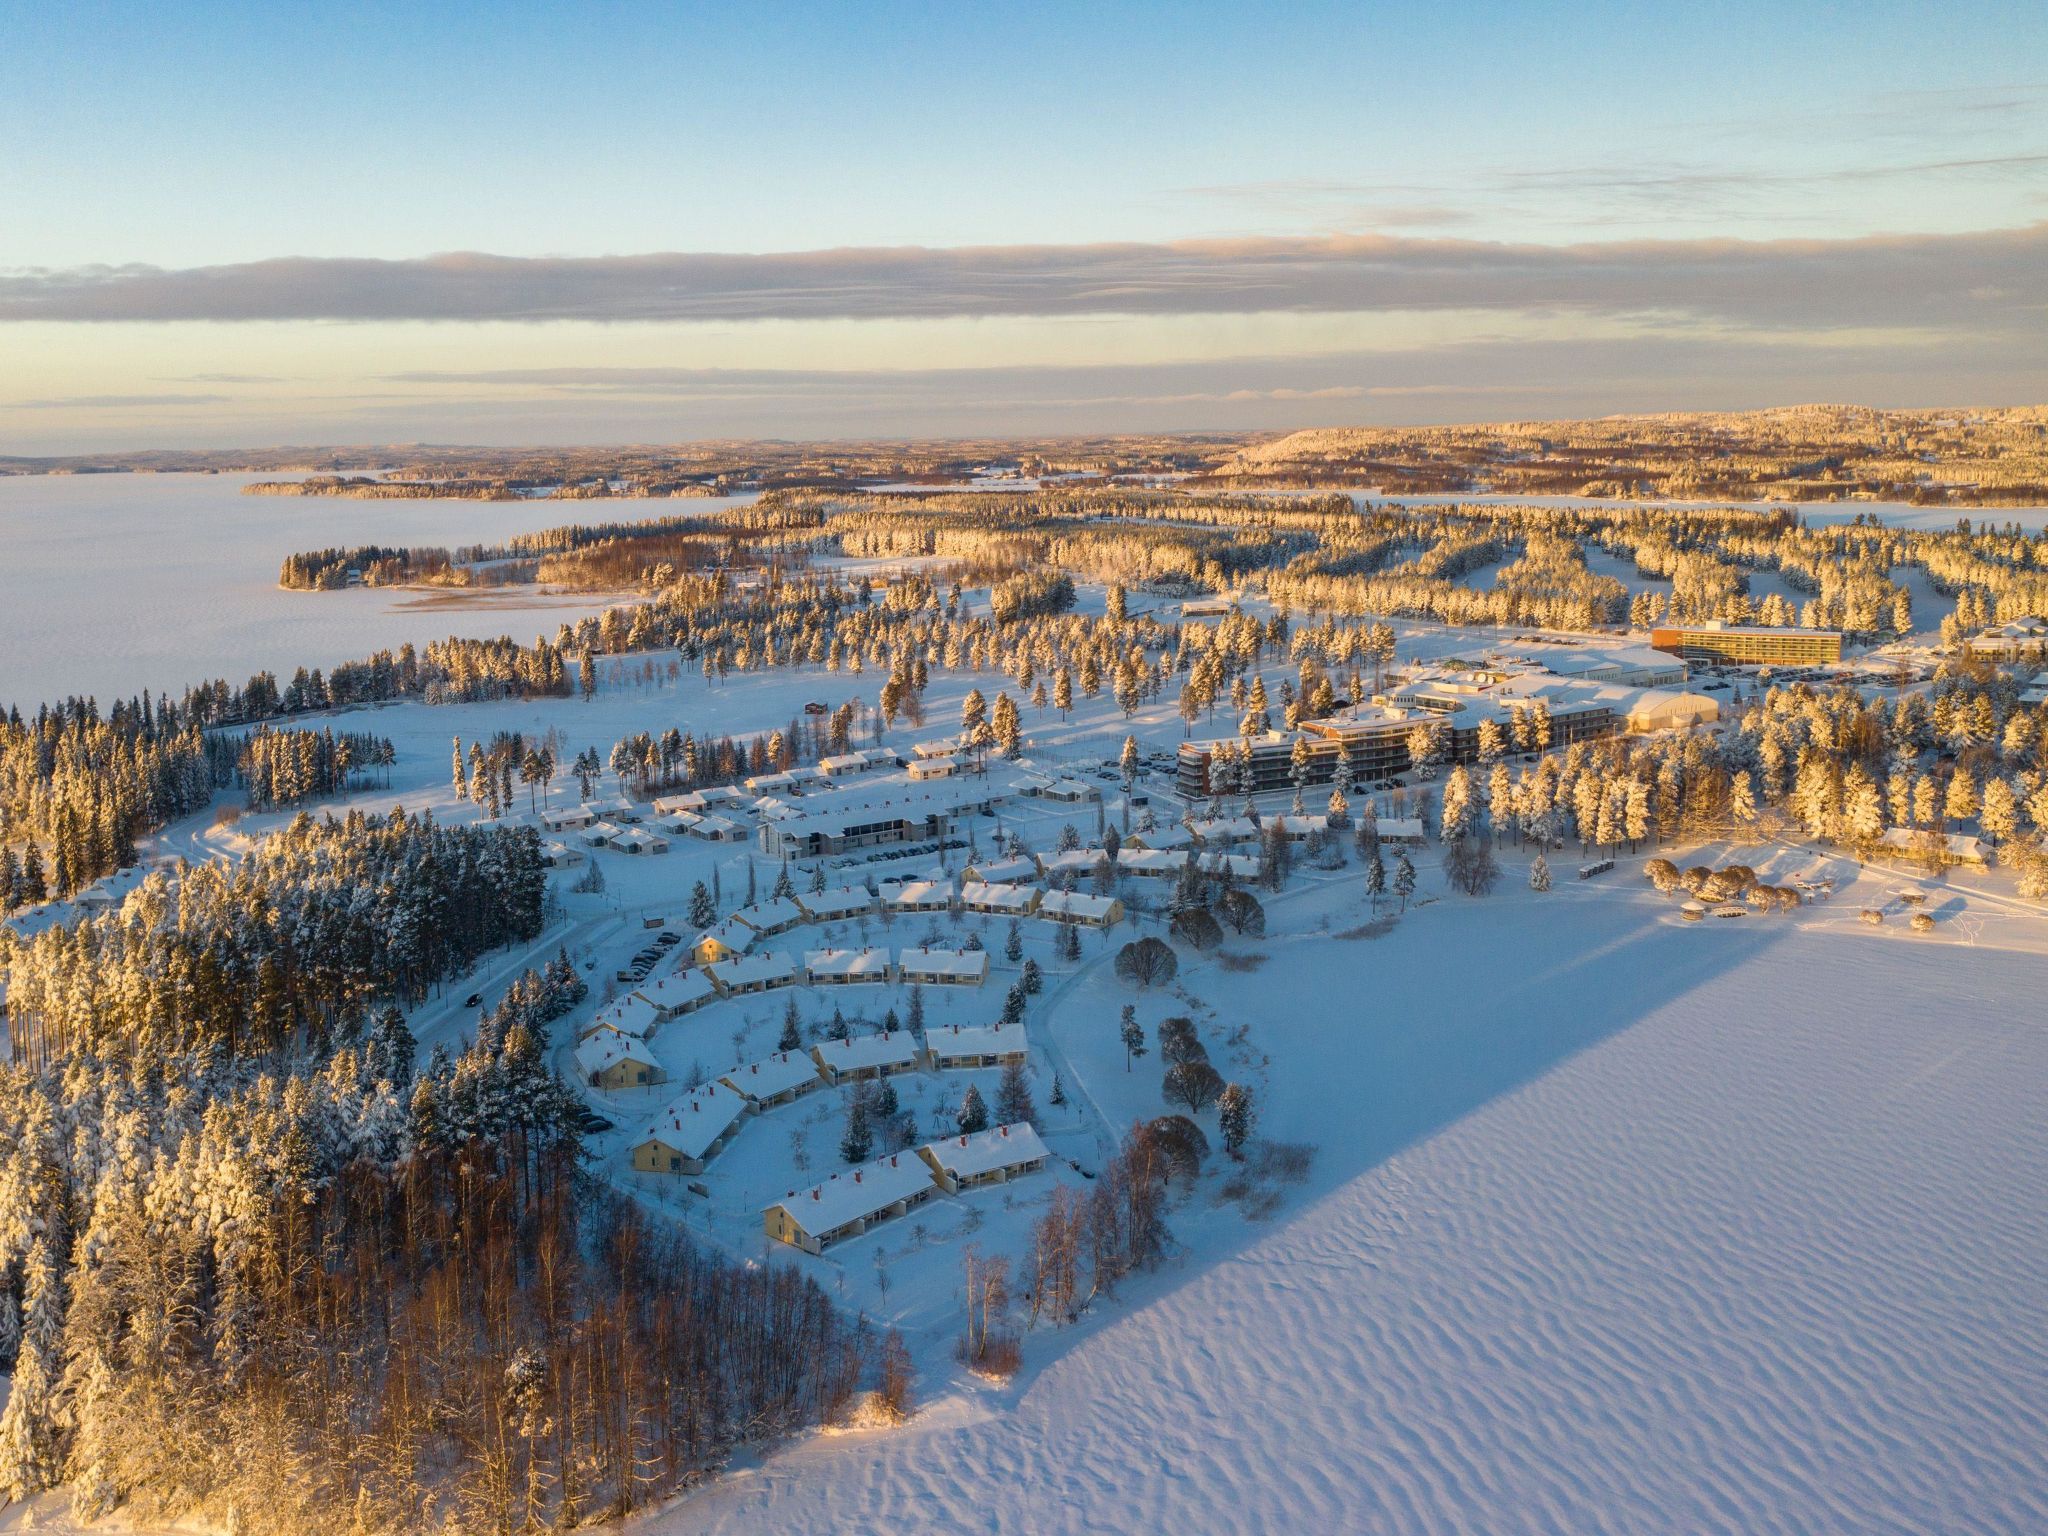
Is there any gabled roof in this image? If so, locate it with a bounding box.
[960,880,1039,909]
[920,1122,1051,1179]
[804,946,893,979]
[636,1081,750,1160]
[733,897,806,931]
[705,950,797,987]
[767,1151,936,1235]
[896,946,989,978]
[575,1032,658,1078]
[925,1021,1027,1059]
[795,884,878,920]
[1040,889,1119,920]
[637,970,718,1013]
[720,1049,825,1102]
[813,1030,922,1074]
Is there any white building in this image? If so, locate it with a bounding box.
[804,947,894,986]
[812,1029,924,1083]
[583,992,664,1041]
[962,855,1039,885]
[795,884,879,923]
[960,881,1040,914]
[719,1049,827,1108]
[582,794,638,822]
[918,1122,1051,1193]
[733,897,807,937]
[887,879,955,914]
[629,1081,752,1175]
[1116,848,1189,878]
[636,969,718,1019]
[541,840,585,867]
[608,826,670,855]
[704,951,799,995]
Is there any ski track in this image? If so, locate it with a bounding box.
[660,941,2048,1536]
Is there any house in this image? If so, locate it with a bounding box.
[963,856,1039,886]
[859,747,901,770]
[1966,617,2048,658]
[636,968,718,1019]
[1196,852,1262,880]
[1876,828,1990,867]
[960,881,1040,915]
[691,814,751,841]
[918,1122,1051,1193]
[886,879,954,914]
[1268,814,1329,842]
[732,897,806,937]
[818,752,871,777]
[540,804,595,832]
[582,794,639,823]
[583,992,663,1041]
[653,792,706,816]
[629,1081,751,1175]
[804,947,894,986]
[924,1021,1027,1071]
[1034,776,1100,803]
[1116,848,1189,878]
[1037,889,1123,928]
[911,738,962,759]
[763,1152,940,1254]
[896,946,990,987]
[1370,817,1428,845]
[744,770,800,795]
[608,826,670,855]
[812,1029,924,1083]
[541,840,585,867]
[575,1032,664,1091]
[582,819,628,847]
[719,1049,827,1108]
[655,810,704,836]
[689,919,754,965]
[794,884,878,923]
[1185,815,1260,844]
[907,755,959,781]
[1040,847,1109,880]
[704,951,799,995]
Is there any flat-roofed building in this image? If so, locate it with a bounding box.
[1650,622,1843,665]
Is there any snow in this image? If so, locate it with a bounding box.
[636,1081,751,1163]
[812,1030,923,1080]
[644,872,2048,1536]
[919,1122,1049,1183]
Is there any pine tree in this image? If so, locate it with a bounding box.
[840,1093,873,1164]
[1020,957,1044,995]
[995,1059,1037,1127]
[772,859,795,902]
[1218,1082,1256,1158]
[1049,1071,1068,1110]
[777,997,803,1053]
[1119,1004,1146,1070]
[906,983,926,1034]
[1529,852,1551,892]
[956,1083,989,1135]
[0,1237,63,1501]
[689,880,716,929]
[1393,850,1416,912]
[1004,920,1024,964]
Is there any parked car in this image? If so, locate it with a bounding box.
[463,993,482,1008]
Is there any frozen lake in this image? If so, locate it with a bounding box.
[0,474,755,707]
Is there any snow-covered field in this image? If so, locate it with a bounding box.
[648,874,2048,1535]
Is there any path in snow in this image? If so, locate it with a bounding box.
[654,917,2048,1536]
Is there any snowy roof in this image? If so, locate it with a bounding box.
[1271,814,1328,835]
[585,819,628,841]
[1878,828,1986,858]
[813,1030,923,1075]
[920,1122,1051,1180]
[705,951,797,988]
[964,856,1040,884]
[1118,848,1188,874]
[912,737,964,758]
[819,753,871,772]
[691,814,749,837]
[925,1021,1028,1060]
[887,880,954,908]
[637,1081,750,1161]
[652,793,703,815]
[1197,852,1262,878]
[637,969,717,1013]
[1041,847,1109,875]
[720,1050,826,1102]
[693,917,756,955]
[960,880,1039,910]
[1187,816,1259,843]
[591,993,663,1038]
[734,897,806,932]
[767,1151,937,1236]
[583,794,635,816]
[575,1032,659,1078]
[1371,817,1426,840]
[1040,889,1119,921]
[897,946,990,979]
[609,827,669,851]
[804,946,893,980]
[796,884,879,920]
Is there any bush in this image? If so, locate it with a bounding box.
[1114,936,1177,989]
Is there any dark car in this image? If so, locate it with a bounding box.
[574,1108,614,1135]
[463,993,482,1008]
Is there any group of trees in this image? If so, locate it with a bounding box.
[236,725,393,810]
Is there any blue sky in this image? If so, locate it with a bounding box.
[3,0,2045,448]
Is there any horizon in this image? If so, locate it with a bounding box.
[4,1,2045,451]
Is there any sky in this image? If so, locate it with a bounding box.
[2,0,2045,451]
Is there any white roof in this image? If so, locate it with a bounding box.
[1187,816,1259,843]
[637,969,717,1013]
[813,1030,923,1074]
[610,827,668,850]
[921,1122,1051,1180]
[721,1050,825,1102]
[734,897,806,931]
[897,946,990,978]
[705,951,797,987]
[575,1032,658,1078]
[887,880,954,907]
[1197,852,1262,878]
[805,946,893,979]
[925,1021,1028,1059]
[652,793,702,815]
[796,884,878,920]
[1372,816,1426,840]
[1118,848,1188,873]
[692,814,749,837]
[592,993,663,1038]
[819,753,870,772]
[965,856,1039,884]
[1042,847,1108,874]
[692,917,755,955]
[583,794,635,816]
[637,1081,750,1160]
[1272,814,1328,835]
[1040,889,1119,921]
[768,1151,936,1236]
[960,880,1038,909]
[586,819,628,840]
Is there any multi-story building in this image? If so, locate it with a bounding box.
[1649,621,1843,666]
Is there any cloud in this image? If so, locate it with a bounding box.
[2,226,2043,331]
[167,372,292,384]
[12,392,231,409]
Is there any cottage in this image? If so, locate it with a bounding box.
[962,856,1040,886]
[732,897,806,936]
[762,1152,939,1254]
[911,738,962,759]
[804,947,894,986]
[540,840,585,867]
[818,752,871,777]
[608,826,670,855]
[1034,776,1100,803]
[1116,848,1189,878]
[691,814,751,842]
[744,770,800,795]
[574,1033,664,1091]
[1040,847,1109,879]
[719,1049,826,1108]
[1876,828,1990,867]
[704,951,799,995]
[925,1021,1028,1071]
[795,884,879,923]
[907,755,959,781]
[689,919,754,965]
[540,804,595,832]
[812,1029,924,1083]
[887,879,955,914]
[1268,814,1329,842]
[584,992,663,1041]
[636,969,718,1019]
[960,881,1040,915]
[1196,852,1262,880]
[652,793,704,817]
[896,946,991,987]
[918,1122,1051,1193]
[582,794,639,823]
[1037,889,1123,928]
[582,820,628,847]
[629,1081,751,1175]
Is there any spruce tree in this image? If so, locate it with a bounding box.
[955,1082,990,1135]
[0,1237,63,1501]
[995,1059,1036,1127]
[778,997,803,1053]
[840,1093,873,1164]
